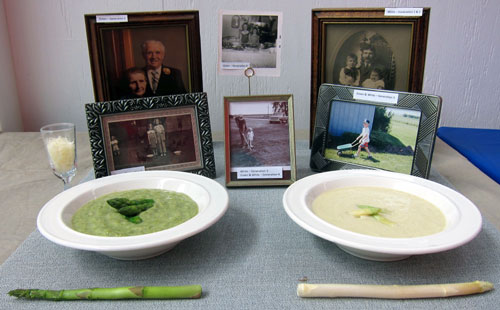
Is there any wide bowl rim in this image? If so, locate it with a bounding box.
[283,169,482,256]
[37,171,229,252]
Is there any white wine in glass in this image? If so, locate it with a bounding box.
[40,123,77,190]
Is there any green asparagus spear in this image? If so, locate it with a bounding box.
[126,215,143,224]
[350,205,394,225]
[118,202,154,217]
[129,199,155,206]
[8,285,202,300]
[106,198,156,223]
[106,198,154,211]
[373,214,395,225]
[106,198,132,209]
[350,205,381,217]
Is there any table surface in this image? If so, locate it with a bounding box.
[1,132,499,309]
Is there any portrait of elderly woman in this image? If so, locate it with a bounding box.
[120,67,150,99]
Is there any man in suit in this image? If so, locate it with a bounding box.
[141,40,187,96]
[358,43,376,86]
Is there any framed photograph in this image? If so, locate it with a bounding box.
[85,92,216,179]
[310,84,441,178]
[310,8,430,144]
[224,95,296,186]
[218,10,282,76]
[85,11,203,102]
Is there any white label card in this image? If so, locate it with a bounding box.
[221,62,251,70]
[353,89,399,105]
[385,8,423,16]
[236,166,283,179]
[96,15,128,23]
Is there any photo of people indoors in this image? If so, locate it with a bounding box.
[325,100,421,174]
[107,114,198,172]
[333,31,396,90]
[221,14,279,69]
[118,39,187,99]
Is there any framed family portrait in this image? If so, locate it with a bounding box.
[224,95,296,187]
[310,84,441,178]
[85,92,216,179]
[85,11,203,102]
[310,8,430,143]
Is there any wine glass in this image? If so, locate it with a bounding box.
[40,123,77,190]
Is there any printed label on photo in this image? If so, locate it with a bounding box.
[221,62,251,70]
[353,89,399,105]
[236,166,283,179]
[96,15,128,23]
[384,8,423,16]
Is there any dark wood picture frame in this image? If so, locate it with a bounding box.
[85,93,215,179]
[310,8,430,144]
[85,11,203,102]
[224,95,297,187]
[310,84,441,178]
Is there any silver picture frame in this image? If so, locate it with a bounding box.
[310,84,441,178]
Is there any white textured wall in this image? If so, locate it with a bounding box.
[0,0,22,131]
[3,0,500,137]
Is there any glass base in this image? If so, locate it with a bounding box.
[53,167,77,191]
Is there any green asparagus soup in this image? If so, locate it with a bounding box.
[71,189,198,237]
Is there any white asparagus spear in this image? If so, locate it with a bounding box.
[297,281,493,299]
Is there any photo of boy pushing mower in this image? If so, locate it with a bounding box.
[335,119,374,160]
[353,119,374,160]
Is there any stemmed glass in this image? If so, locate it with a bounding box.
[40,123,77,190]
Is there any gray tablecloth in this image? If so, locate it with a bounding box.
[1,141,499,309]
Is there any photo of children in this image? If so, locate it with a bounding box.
[246,127,255,150]
[219,11,282,76]
[329,30,408,91]
[102,108,202,173]
[325,100,421,174]
[338,54,360,86]
[361,68,385,89]
[352,119,373,159]
[227,100,292,182]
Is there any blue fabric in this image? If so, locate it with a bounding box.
[437,127,500,184]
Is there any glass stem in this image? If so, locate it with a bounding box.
[62,177,71,191]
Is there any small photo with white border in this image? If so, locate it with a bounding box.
[218,10,282,76]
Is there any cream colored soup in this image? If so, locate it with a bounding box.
[311,186,446,238]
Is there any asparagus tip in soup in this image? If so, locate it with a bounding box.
[312,187,445,238]
[72,189,198,237]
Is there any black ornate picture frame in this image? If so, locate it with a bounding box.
[310,84,441,178]
[85,92,215,179]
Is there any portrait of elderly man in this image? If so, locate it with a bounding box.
[142,40,187,96]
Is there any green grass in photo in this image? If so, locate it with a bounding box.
[388,113,419,147]
[325,148,414,174]
[325,112,419,174]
